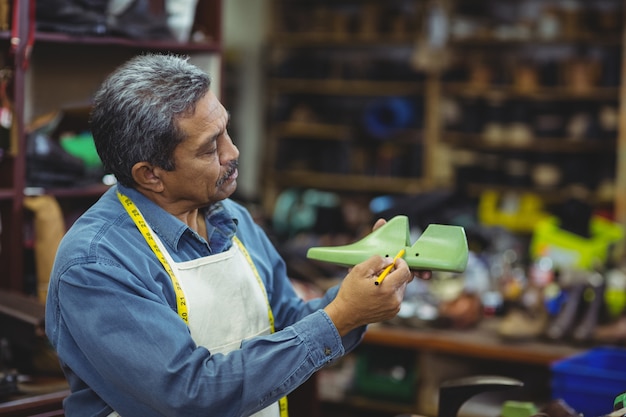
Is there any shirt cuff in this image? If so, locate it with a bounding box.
[292,310,346,367]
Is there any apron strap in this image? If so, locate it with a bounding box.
[233,236,289,417]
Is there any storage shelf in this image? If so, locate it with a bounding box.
[442,132,616,153]
[269,170,430,194]
[24,183,112,198]
[265,2,626,416]
[449,35,622,47]
[0,0,224,294]
[0,388,69,417]
[465,183,615,205]
[442,83,620,101]
[272,122,352,140]
[34,31,221,53]
[271,33,418,46]
[274,122,424,143]
[0,188,13,200]
[269,78,425,95]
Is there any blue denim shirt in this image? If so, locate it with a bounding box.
[45,184,365,417]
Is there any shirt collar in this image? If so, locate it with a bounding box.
[206,202,238,252]
[116,184,238,253]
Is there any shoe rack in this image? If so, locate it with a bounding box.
[263,2,626,416]
[440,0,624,211]
[262,0,443,217]
[262,0,626,225]
[0,0,223,294]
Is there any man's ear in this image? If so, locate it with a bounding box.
[131,162,164,192]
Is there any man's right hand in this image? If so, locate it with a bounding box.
[323,255,413,336]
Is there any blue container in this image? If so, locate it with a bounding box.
[551,346,626,416]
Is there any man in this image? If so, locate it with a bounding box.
[45,53,429,417]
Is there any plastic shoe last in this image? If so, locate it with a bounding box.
[306,215,469,273]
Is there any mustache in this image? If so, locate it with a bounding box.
[216,160,238,187]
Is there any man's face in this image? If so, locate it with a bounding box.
[159,90,239,207]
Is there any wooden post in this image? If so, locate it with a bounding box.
[616,2,626,228]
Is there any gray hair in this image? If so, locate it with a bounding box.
[90,53,212,187]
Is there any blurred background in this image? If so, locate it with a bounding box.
[225,1,626,416]
[2,1,626,416]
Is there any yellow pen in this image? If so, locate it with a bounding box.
[374,249,405,286]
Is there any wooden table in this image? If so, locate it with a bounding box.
[363,319,583,366]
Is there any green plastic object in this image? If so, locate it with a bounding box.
[306,215,469,272]
[501,400,538,417]
[61,132,102,168]
[615,391,626,410]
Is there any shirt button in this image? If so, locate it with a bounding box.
[324,347,332,356]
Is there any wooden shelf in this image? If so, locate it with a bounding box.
[0,188,13,200]
[465,183,615,205]
[269,78,425,95]
[442,132,616,153]
[274,122,425,143]
[271,33,418,46]
[24,183,112,198]
[0,388,69,417]
[0,0,224,294]
[272,122,352,140]
[449,35,622,47]
[270,170,431,194]
[34,31,221,53]
[442,83,620,101]
[320,319,578,417]
[363,320,582,366]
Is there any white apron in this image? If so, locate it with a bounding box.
[109,198,283,417]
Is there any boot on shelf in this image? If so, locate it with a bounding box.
[571,272,606,344]
[545,281,586,342]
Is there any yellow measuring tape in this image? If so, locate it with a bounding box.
[117,192,288,416]
[117,191,189,323]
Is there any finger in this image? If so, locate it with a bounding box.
[372,218,386,232]
[383,259,412,285]
[413,270,432,280]
[353,255,393,278]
